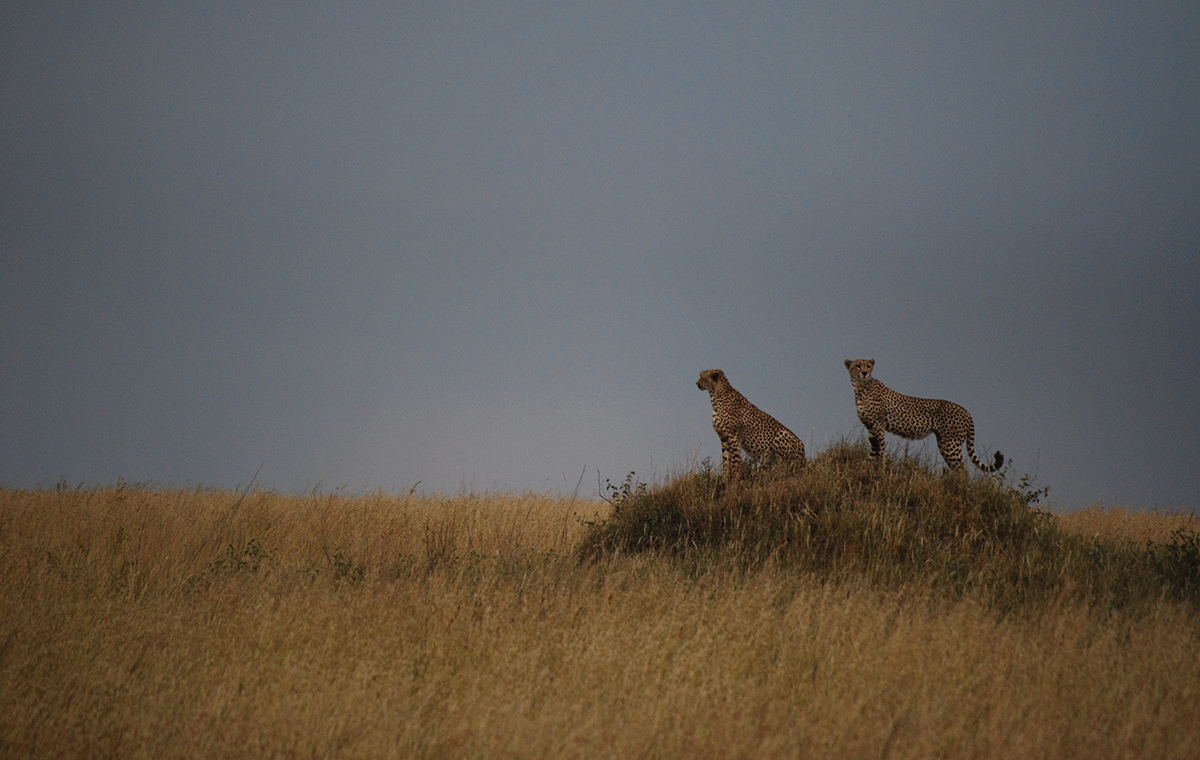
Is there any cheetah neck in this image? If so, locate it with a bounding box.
[710,388,741,407]
[853,378,881,396]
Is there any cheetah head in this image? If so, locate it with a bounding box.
[844,359,876,388]
[696,369,728,392]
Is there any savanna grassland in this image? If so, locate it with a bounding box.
[2,443,1198,759]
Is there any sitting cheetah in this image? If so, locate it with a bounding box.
[696,369,806,477]
[844,359,1003,472]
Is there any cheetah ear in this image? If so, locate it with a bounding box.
[867,359,875,369]
[844,359,852,369]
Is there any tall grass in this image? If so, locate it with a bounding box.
[0,482,595,598]
[2,451,1198,759]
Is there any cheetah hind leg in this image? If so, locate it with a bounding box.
[935,434,966,471]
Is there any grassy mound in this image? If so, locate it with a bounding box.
[579,441,1200,612]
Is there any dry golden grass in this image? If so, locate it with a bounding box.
[1057,504,1200,546]
[2,481,1198,758]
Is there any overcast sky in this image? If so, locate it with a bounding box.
[3,2,1198,512]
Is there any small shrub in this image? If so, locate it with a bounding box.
[598,471,649,516]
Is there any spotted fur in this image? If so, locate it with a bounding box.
[844,359,1004,473]
[696,369,806,477]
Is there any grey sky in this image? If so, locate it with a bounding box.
[3,2,1198,511]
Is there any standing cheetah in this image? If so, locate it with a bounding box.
[696,369,806,477]
[844,359,1004,472]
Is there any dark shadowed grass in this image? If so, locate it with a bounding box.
[578,440,1200,613]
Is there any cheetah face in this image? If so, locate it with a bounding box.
[844,359,876,386]
[696,369,724,391]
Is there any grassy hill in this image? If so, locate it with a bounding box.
[580,441,1200,613]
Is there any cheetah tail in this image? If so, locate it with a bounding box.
[966,434,1004,473]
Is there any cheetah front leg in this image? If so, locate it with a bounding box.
[719,432,743,478]
[866,422,887,463]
